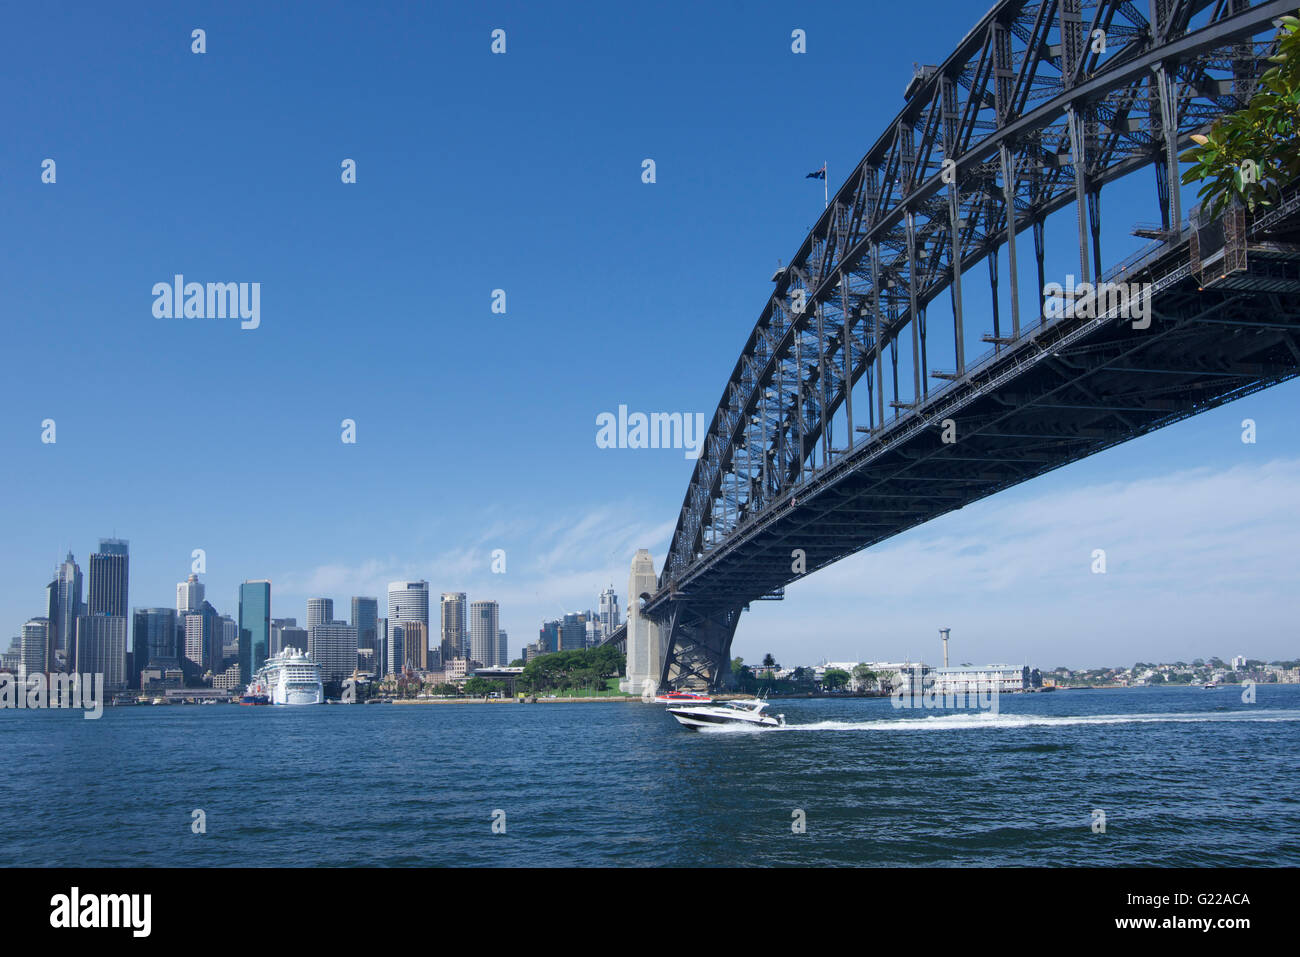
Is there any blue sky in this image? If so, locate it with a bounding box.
[2,1,1296,669]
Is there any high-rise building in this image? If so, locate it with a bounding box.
[351,597,378,654]
[54,552,83,660]
[388,581,429,633]
[239,580,272,683]
[176,573,204,615]
[440,592,467,662]
[469,601,499,667]
[88,539,129,619]
[398,621,429,671]
[598,586,620,639]
[308,621,358,685]
[497,629,509,667]
[306,598,334,633]
[75,614,127,690]
[271,618,307,657]
[219,615,239,664]
[20,618,50,679]
[382,618,404,676]
[539,619,561,654]
[183,600,223,676]
[560,613,587,652]
[132,608,178,682]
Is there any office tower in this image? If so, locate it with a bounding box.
[440,592,467,662]
[87,539,129,619]
[539,619,561,654]
[388,581,429,634]
[308,621,358,685]
[306,598,334,632]
[133,608,178,680]
[598,586,620,638]
[561,613,586,652]
[239,580,272,682]
[374,618,388,678]
[183,601,223,676]
[383,619,405,676]
[351,597,378,654]
[271,618,305,656]
[75,614,127,690]
[44,578,61,672]
[497,629,508,667]
[53,552,83,661]
[176,573,204,615]
[469,601,499,667]
[20,619,50,679]
[219,615,238,665]
[397,621,428,671]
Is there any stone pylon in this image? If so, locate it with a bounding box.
[620,549,664,696]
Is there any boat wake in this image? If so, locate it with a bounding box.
[701,708,1300,733]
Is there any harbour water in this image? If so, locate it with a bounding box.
[2,685,1298,867]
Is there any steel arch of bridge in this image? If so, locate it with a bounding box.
[621,0,1300,691]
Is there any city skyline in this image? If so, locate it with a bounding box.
[3,1,1298,672]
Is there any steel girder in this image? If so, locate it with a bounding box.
[662,0,1292,594]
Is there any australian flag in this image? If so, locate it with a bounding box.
[805,166,826,179]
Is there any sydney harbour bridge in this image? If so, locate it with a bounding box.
[605,0,1300,692]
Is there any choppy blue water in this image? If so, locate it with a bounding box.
[2,685,1298,866]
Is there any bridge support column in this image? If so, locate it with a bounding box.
[658,601,744,693]
[620,549,665,696]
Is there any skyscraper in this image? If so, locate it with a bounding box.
[306,598,334,632]
[308,620,358,685]
[469,600,499,667]
[239,580,272,683]
[561,613,587,652]
[55,552,83,659]
[176,573,204,615]
[20,618,50,680]
[133,607,178,676]
[75,614,127,690]
[351,597,378,654]
[183,600,222,676]
[88,539,129,618]
[497,629,509,667]
[398,621,429,671]
[598,586,620,639]
[388,582,429,634]
[440,592,467,662]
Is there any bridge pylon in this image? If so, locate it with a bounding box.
[619,549,665,695]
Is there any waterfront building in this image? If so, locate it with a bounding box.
[75,614,128,691]
[176,573,204,615]
[930,664,1032,695]
[239,580,272,683]
[383,618,404,677]
[55,552,83,657]
[469,601,499,667]
[445,657,470,681]
[351,596,378,656]
[308,620,358,685]
[306,598,334,633]
[440,592,467,662]
[88,539,129,619]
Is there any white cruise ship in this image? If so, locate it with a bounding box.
[246,647,324,706]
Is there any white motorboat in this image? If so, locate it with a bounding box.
[667,697,785,729]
